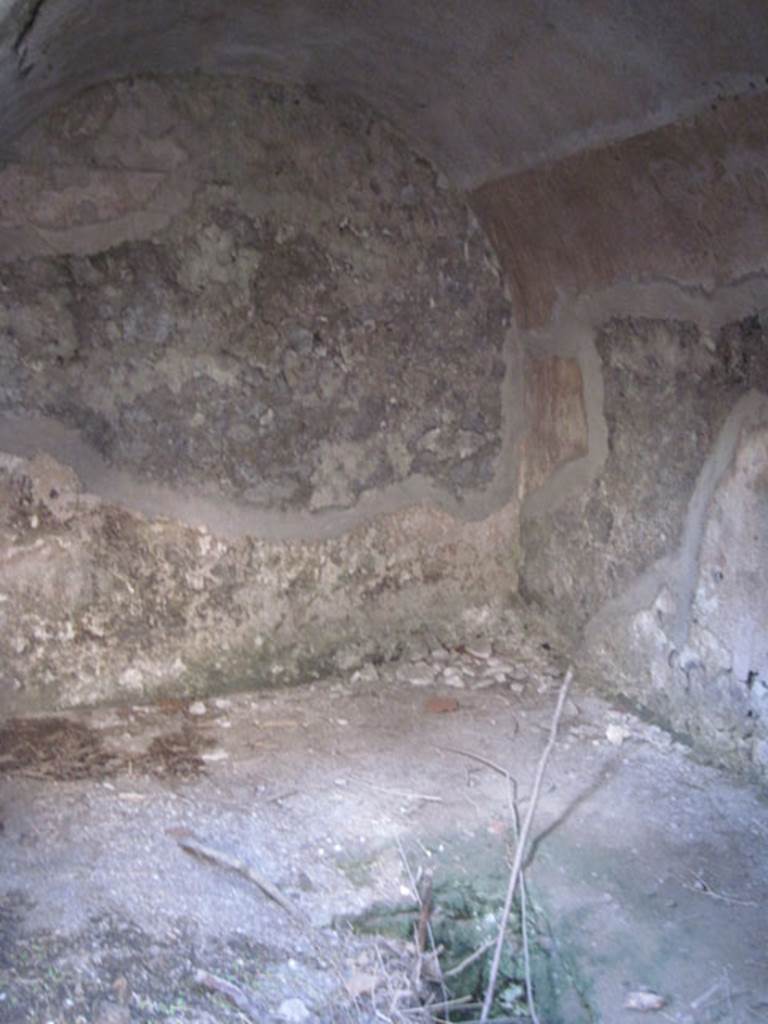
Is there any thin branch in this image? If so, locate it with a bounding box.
[396,836,452,1021]
[177,833,305,921]
[439,742,539,1019]
[518,866,540,1024]
[443,938,496,979]
[194,968,259,1018]
[349,776,444,804]
[480,669,572,1022]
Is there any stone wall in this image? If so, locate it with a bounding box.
[2,68,767,783]
[0,447,517,712]
[0,75,523,713]
[518,311,768,774]
[468,93,768,778]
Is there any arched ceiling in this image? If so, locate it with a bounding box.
[0,0,767,189]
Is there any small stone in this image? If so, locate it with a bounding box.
[430,648,450,663]
[624,990,666,1011]
[278,997,310,1022]
[188,700,207,716]
[442,667,466,689]
[606,723,631,746]
[467,640,493,660]
[351,662,380,686]
[471,675,497,690]
[398,661,437,687]
[201,748,229,762]
[418,427,442,452]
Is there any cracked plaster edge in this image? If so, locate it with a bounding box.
[520,273,768,524]
[0,262,524,542]
[0,136,525,543]
[584,389,768,654]
[515,272,768,664]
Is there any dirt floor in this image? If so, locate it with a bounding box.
[1,624,767,1024]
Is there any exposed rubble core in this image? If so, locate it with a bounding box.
[522,315,768,629]
[0,445,519,714]
[0,77,509,513]
[0,47,765,794]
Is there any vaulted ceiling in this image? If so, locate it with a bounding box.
[1,0,767,188]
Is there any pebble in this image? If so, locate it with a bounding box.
[398,661,437,687]
[442,667,466,689]
[201,749,229,761]
[188,700,207,716]
[278,997,310,1022]
[467,640,493,660]
[351,662,380,686]
[606,723,631,746]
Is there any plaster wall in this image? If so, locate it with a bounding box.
[0,14,765,780]
[0,76,524,714]
[479,92,768,777]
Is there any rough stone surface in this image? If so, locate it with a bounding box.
[587,408,768,776]
[521,314,768,633]
[0,447,519,714]
[0,76,510,514]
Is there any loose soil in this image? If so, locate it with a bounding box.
[1,637,766,1023]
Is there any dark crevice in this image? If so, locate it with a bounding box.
[13,0,45,54]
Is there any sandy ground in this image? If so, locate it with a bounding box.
[1,634,767,1023]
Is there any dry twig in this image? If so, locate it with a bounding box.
[177,833,305,921]
[396,836,452,1020]
[193,968,259,1018]
[480,668,572,1022]
[442,938,496,980]
[438,743,540,1021]
[348,776,444,804]
[683,870,758,907]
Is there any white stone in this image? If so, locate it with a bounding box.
[398,661,437,687]
[278,998,310,1023]
[606,723,631,746]
[467,640,493,660]
[188,700,207,716]
[442,667,466,689]
[201,748,229,762]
